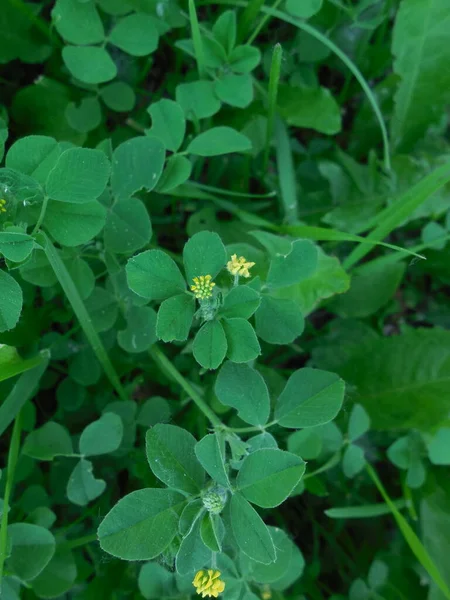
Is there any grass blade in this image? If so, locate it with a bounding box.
[344,160,450,269]
[282,224,425,261]
[264,43,282,171]
[0,357,48,438]
[275,118,298,223]
[0,348,48,383]
[326,499,407,519]
[367,464,450,600]
[0,411,23,590]
[237,0,266,42]
[43,235,128,402]
[188,0,206,78]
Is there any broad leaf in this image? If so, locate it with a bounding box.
[230,494,276,564]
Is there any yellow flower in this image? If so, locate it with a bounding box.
[0,199,6,214]
[261,585,272,599]
[191,275,216,300]
[226,254,255,278]
[192,569,225,598]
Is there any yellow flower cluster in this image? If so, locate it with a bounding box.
[193,570,225,598]
[226,254,255,278]
[0,199,6,213]
[191,275,216,300]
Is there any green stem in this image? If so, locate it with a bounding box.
[32,195,49,235]
[237,0,266,43]
[264,43,283,172]
[148,345,222,428]
[188,0,206,79]
[43,234,128,402]
[246,0,284,45]
[64,533,98,550]
[367,464,450,600]
[0,412,23,589]
[225,420,278,433]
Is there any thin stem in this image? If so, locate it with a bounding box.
[246,0,284,45]
[43,235,128,402]
[32,195,49,235]
[264,43,282,172]
[224,420,278,433]
[0,411,23,590]
[237,0,266,43]
[148,345,222,428]
[64,533,98,550]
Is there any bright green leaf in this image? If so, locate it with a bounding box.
[215,361,270,426]
[187,126,252,156]
[278,84,342,134]
[126,249,186,301]
[67,458,106,506]
[222,317,261,363]
[7,524,55,581]
[79,413,123,456]
[230,494,276,564]
[275,368,345,428]
[146,99,185,152]
[62,46,117,84]
[146,424,205,494]
[104,197,152,254]
[44,200,106,246]
[156,293,195,342]
[109,13,159,56]
[176,80,221,120]
[52,0,104,44]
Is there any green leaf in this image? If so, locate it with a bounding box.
[62,45,117,84]
[179,499,203,536]
[23,422,73,460]
[111,137,165,200]
[146,424,205,494]
[44,200,106,246]
[274,249,350,315]
[229,45,261,73]
[30,548,77,598]
[392,0,450,149]
[67,458,106,506]
[97,488,185,560]
[176,80,221,120]
[245,527,293,584]
[428,428,450,465]
[156,155,192,193]
[137,397,171,427]
[126,249,186,301]
[139,563,175,599]
[330,262,405,318]
[5,135,57,180]
[320,329,450,431]
[222,318,261,363]
[348,404,371,442]
[342,444,366,478]
[65,97,102,133]
[286,0,322,18]
[200,513,224,552]
[193,320,227,370]
[187,127,252,156]
[52,0,104,44]
[213,10,236,54]
[118,306,157,353]
[0,270,22,333]
[7,524,55,581]
[84,287,118,332]
[20,249,56,287]
[0,117,7,163]
[195,433,230,487]
[46,148,110,203]
[275,368,345,428]
[146,99,186,152]
[79,413,123,456]
[267,240,319,289]
[237,449,305,508]
[104,197,152,254]
[271,543,305,591]
[215,73,253,108]
[100,81,136,112]
[287,428,322,460]
[183,231,227,282]
[220,286,261,319]
[277,84,341,134]
[230,494,276,564]
[156,294,195,342]
[0,232,34,262]
[176,519,211,575]
[215,361,270,426]
[255,296,304,344]
[0,346,47,384]
[109,13,159,56]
